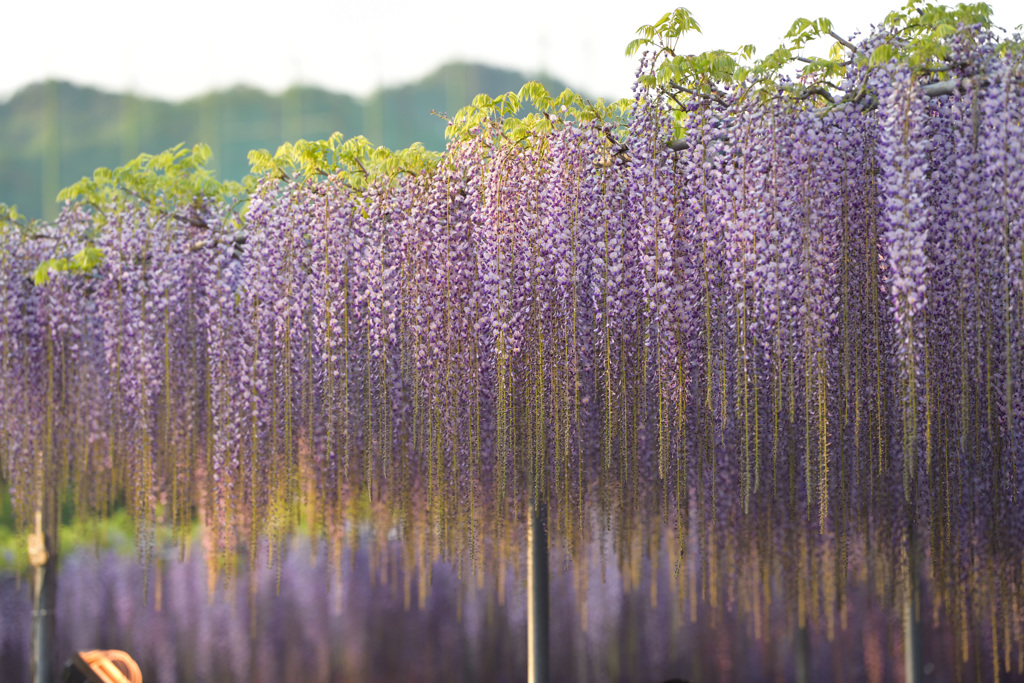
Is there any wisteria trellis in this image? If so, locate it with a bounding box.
[1,8,1023,666]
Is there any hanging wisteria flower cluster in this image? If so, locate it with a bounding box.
[1,3,1022,641]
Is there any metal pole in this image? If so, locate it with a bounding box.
[904,526,922,683]
[527,495,549,683]
[794,624,810,683]
[29,502,57,683]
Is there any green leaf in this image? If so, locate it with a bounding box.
[472,93,494,109]
[625,38,648,57]
[1,203,23,223]
[870,43,896,66]
[33,261,52,286]
[70,246,104,272]
[786,17,813,39]
[192,142,212,166]
[33,258,69,286]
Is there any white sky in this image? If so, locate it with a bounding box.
[3,0,1023,103]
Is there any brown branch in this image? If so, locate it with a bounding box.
[171,212,210,230]
[921,76,990,97]
[669,83,728,108]
[798,86,836,104]
[188,233,247,254]
[922,80,960,97]
[796,56,854,67]
[827,30,858,53]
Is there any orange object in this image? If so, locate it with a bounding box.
[76,650,143,683]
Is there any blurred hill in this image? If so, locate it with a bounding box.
[0,63,582,220]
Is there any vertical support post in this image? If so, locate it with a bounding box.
[29,448,57,683]
[794,624,810,683]
[528,495,549,683]
[29,505,57,683]
[904,526,922,683]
